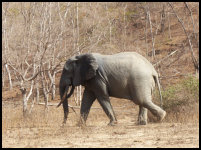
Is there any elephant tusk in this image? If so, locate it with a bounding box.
[57,91,67,107]
[57,85,75,108]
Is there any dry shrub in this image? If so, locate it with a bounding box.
[2,88,21,100]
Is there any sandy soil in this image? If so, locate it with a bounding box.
[2,97,199,148]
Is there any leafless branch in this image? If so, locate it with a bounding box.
[168,2,199,72]
[154,50,178,66]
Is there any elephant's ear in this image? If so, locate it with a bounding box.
[64,56,77,71]
[76,53,98,81]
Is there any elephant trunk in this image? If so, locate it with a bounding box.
[58,74,75,124]
[61,85,69,124]
[57,85,75,107]
[58,83,75,124]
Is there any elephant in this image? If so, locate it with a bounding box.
[58,52,166,126]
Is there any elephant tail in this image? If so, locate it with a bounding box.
[153,75,163,108]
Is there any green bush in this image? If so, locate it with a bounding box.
[155,75,199,110]
[181,75,199,101]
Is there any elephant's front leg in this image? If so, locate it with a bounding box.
[97,96,117,126]
[138,106,148,125]
[80,90,96,125]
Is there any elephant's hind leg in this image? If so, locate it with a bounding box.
[143,101,166,122]
[138,106,148,125]
[132,84,166,123]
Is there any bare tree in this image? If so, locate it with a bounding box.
[7,58,40,116]
[2,3,13,90]
[184,2,199,49]
[168,2,199,73]
[142,3,155,58]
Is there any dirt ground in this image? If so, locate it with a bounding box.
[2,97,199,148]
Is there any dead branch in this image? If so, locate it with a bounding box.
[154,50,178,66]
[7,63,49,82]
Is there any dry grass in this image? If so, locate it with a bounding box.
[2,96,199,148]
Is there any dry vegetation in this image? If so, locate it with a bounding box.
[2,2,199,148]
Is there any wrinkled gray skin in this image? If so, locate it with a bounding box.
[59,52,166,126]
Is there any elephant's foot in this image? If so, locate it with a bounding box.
[107,120,117,126]
[138,119,147,125]
[137,117,147,125]
[138,114,147,125]
[76,118,87,127]
[60,122,66,127]
[60,119,67,127]
[158,110,166,122]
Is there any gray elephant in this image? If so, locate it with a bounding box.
[58,52,166,126]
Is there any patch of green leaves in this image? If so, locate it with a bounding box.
[155,75,199,110]
[181,75,199,101]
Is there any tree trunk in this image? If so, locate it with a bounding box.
[41,73,49,111]
[51,73,56,100]
[160,4,166,33]
[2,66,5,88]
[168,12,172,39]
[5,64,13,90]
[148,11,155,58]
[144,11,149,56]
[36,82,40,103]
[20,80,34,117]
[21,87,28,117]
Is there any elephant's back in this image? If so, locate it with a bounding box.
[113,52,153,65]
[92,52,157,76]
[93,52,152,65]
[115,52,157,74]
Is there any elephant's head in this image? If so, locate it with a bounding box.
[58,54,98,117]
